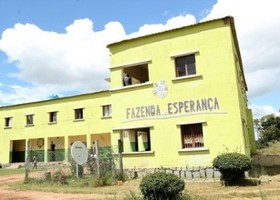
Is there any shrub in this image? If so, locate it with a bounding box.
[92,171,116,187]
[52,170,68,185]
[213,152,252,186]
[140,172,185,200]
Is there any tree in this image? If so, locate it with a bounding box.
[255,114,280,146]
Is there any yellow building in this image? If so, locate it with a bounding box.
[0,16,255,168]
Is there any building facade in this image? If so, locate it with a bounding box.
[0,16,255,168]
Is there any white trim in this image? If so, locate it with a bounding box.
[114,151,155,156]
[111,59,152,69]
[177,147,209,152]
[170,50,199,58]
[171,74,202,81]
[122,151,154,155]
[73,119,85,122]
[176,120,207,126]
[101,116,112,119]
[110,82,153,91]
[73,107,84,110]
[47,111,58,113]
[100,103,112,107]
[112,124,153,131]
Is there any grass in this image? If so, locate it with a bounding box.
[7,171,280,200]
[256,141,280,154]
[10,175,142,199]
[0,168,25,176]
[2,141,280,200]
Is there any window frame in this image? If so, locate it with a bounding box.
[180,122,204,149]
[175,54,196,77]
[121,127,151,153]
[49,111,58,123]
[74,108,84,120]
[171,50,199,78]
[102,104,112,118]
[111,59,151,88]
[26,114,34,126]
[4,117,12,128]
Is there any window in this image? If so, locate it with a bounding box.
[181,123,204,148]
[122,128,151,152]
[49,111,57,123]
[5,117,12,128]
[175,54,196,77]
[26,114,34,126]
[74,108,84,120]
[122,63,149,86]
[102,105,112,117]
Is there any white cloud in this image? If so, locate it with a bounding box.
[0,0,279,119]
[202,0,280,99]
[0,15,197,105]
[128,14,196,39]
[250,104,279,119]
[0,19,126,104]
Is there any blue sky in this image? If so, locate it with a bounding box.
[0,0,280,119]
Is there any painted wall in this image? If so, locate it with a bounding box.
[0,91,112,163]
[109,17,255,168]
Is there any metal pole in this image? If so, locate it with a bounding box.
[76,163,79,178]
[95,140,100,178]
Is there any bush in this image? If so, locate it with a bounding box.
[52,170,68,185]
[213,152,252,186]
[140,172,185,200]
[92,171,116,187]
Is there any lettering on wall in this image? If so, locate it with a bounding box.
[125,97,224,122]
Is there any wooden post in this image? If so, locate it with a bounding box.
[24,140,30,181]
[118,139,123,179]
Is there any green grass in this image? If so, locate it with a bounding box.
[0,168,25,176]
[256,141,280,154]
[10,175,141,197]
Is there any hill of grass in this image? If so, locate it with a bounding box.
[256,141,280,154]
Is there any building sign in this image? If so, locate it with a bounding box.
[125,97,222,121]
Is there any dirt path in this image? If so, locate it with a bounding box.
[0,173,113,200]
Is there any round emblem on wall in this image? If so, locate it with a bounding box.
[37,138,44,148]
[153,80,168,99]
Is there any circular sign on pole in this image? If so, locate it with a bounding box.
[71,141,88,165]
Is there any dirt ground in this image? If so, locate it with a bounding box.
[1,171,280,200]
[0,172,114,200]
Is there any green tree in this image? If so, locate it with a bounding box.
[256,114,280,146]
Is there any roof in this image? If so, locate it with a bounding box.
[0,89,110,109]
[108,16,232,47]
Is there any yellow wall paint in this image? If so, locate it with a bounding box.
[0,92,112,163]
[109,17,254,168]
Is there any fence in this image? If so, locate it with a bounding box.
[251,154,280,176]
[124,166,221,180]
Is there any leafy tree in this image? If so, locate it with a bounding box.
[255,114,280,146]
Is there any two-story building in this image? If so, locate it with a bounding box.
[0,16,255,168]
